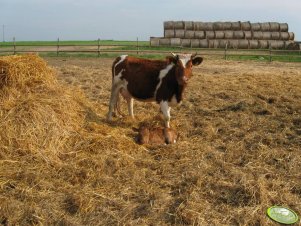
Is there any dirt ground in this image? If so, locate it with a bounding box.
[1,55,301,225]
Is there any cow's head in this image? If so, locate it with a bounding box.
[167,53,203,86]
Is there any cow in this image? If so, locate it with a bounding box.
[134,125,178,145]
[107,53,203,128]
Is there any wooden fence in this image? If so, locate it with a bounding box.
[1,38,301,62]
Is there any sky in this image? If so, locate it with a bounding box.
[1,0,301,42]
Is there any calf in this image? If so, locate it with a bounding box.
[134,126,178,145]
[107,53,203,127]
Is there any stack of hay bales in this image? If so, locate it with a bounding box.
[150,21,299,49]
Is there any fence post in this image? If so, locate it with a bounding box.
[136,37,139,55]
[13,37,16,55]
[224,43,228,60]
[269,47,272,62]
[57,38,59,57]
[98,38,100,57]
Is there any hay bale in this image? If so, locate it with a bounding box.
[280,32,290,40]
[199,39,209,48]
[185,30,195,39]
[260,22,270,31]
[231,21,241,30]
[215,31,225,39]
[271,32,280,40]
[288,32,295,40]
[224,31,234,39]
[233,31,244,39]
[204,22,214,31]
[206,31,215,39]
[219,39,229,48]
[191,39,200,48]
[194,22,206,31]
[269,40,285,49]
[159,38,171,46]
[150,37,160,46]
[262,32,272,40]
[269,22,280,31]
[184,21,194,30]
[164,21,174,30]
[208,40,219,48]
[249,40,259,49]
[228,40,239,49]
[238,40,249,49]
[285,41,300,50]
[241,21,251,30]
[175,30,185,38]
[195,31,205,39]
[170,38,181,46]
[174,21,184,29]
[258,40,269,49]
[0,55,85,156]
[164,30,175,38]
[244,31,253,39]
[251,23,261,31]
[181,39,191,47]
[253,31,263,39]
[213,22,231,30]
[279,23,288,32]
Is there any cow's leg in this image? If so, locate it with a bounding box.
[127,98,134,118]
[160,101,171,128]
[107,83,122,120]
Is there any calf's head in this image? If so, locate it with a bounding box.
[167,53,203,86]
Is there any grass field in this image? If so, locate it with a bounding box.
[0,54,300,225]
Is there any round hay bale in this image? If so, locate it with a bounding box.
[269,22,280,31]
[249,40,259,49]
[184,21,194,30]
[213,22,226,30]
[233,31,244,39]
[280,32,290,40]
[285,41,300,50]
[159,38,171,46]
[219,39,229,48]
[215,31,225,39]
[175,30,185,38]
[170,38,181,46]
[271,32,280,40]
[194,22,206,31]
[244,31,253,39]
[262,32,272,40]
[260,22,270,31]
[191,39,200,48]
[288,32,295,40]
[150,37,160,46]
[269,40,285,49]
[206,31,215,39]
[224,31,234,39]
[174,21,184,29]
[181,39,191,47]
[251,23,261,31]
[199,39,209,48]
[204,22,214,31]
[258,40,269,49]
[164,21,174,30]
[231,21,241,30]
[241,21,251,30]
[279,23,288,32]
[185,30,195,39]
[253,31,263,39]
[238,40,249,49]
[228,40,239,49]
[195,31,205,39]
[208,40,219,48]
[164,30,175,38]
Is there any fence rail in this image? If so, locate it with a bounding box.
[1,38,301,62]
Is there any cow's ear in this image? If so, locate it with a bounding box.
[192,57,203,66]
[166,56,178,64]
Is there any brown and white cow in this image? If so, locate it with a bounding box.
[107,53,203,127]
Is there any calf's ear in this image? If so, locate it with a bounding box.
[192,57,203,66]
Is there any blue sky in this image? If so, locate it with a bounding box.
[1,0,300,41]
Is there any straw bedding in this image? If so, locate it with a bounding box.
[0,55,301,225]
